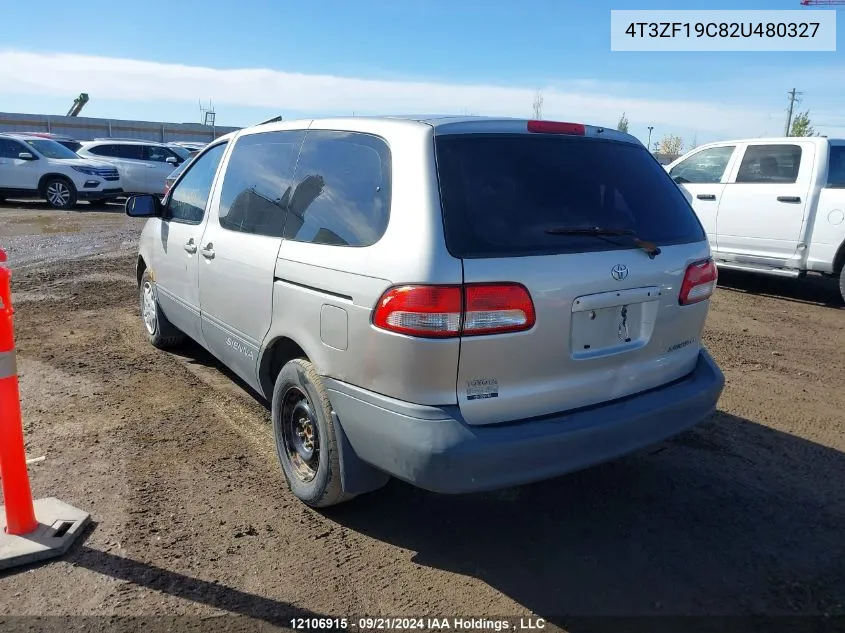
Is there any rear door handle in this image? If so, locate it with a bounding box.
[184,238,197,254]
[696,194,717,200]
[201,243,215,259]
[777,196,801,203]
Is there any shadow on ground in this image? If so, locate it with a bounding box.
[717,269,843,309]
[323,412,845,624]
[1,199,125,213]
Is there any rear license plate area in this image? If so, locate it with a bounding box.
[570,287,660,359]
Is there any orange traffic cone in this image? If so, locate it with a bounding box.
[0,248,91,570]
[0,248,38,536]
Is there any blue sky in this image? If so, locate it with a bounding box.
[1,0,843,148]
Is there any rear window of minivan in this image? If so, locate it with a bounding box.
[434,134,706,258]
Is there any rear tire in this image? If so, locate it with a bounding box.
[43,177,77,210]
[139,269,184,349]
[272,358,355,508]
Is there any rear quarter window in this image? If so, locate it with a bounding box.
[827,145,845,188]
[284,130,392,247]
[434,134,705,258]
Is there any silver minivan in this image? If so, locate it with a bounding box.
[125,115,725,508]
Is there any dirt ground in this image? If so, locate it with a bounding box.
[0,203,844,632]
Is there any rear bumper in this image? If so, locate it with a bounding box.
[325,348,725,494]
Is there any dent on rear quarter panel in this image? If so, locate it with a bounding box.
[267,120,464,406]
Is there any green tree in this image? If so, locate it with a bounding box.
[616,112,629,134]
[658,134,683,155]
[790,110,816,137]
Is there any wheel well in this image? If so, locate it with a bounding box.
[259,337,308,399]
[136,256,147,287]
[834,241,845,276]
[38,173,74,195]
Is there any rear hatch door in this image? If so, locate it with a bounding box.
[434,125,714,425]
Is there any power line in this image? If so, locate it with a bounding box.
[785,88,802,136]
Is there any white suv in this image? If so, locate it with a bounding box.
[77,140,187,196]
[0,133,123,209]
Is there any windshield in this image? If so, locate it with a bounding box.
[24,139,80,160]
[434,134,705,258]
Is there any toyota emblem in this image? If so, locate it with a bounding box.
[611,264,629,281]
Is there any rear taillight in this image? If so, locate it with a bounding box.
[463,283,535,335]
[679,259,718,305]
[527,120,586,135]
[373,283,535,338]
[372,285,462,338]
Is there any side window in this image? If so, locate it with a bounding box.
[669,146,735,184]
[144,145,176,163]
[735,144,802,184]
[217,130,306,237]
[86,144,113,157]
[0,139,25,158]
[827,146,845,188]
[285,130,391,247]
[164,143,227,224]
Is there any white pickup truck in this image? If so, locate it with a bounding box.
[666,137,845,302]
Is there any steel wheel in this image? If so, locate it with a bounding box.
[141,281,157,335]
[46,180,71,208]
[280,386,320,482]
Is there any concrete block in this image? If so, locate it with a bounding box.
[0,497,90,571]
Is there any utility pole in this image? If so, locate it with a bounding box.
[647,126,654,149]
[785,88,802,137]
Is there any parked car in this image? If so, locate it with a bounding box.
[163,160,188,196]
[0,133,123,209]
[666,137,845,301]
[125,115,725,508]
[77,139,187,195]
[18,132,83,154]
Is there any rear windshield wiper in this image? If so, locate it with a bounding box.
[545,226,662,259]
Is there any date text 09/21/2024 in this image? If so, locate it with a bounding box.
[624,21,821,39]
[289,617,548,631]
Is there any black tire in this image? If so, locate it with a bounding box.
[272,358,355,508]
[43,177,78,210]
[138,269,184,349]
[0,195,6,205]
[839,265,845,305]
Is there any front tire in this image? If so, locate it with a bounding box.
[43,177,77,210]
[272,358,355,508]
[139,269,184,349]
[839,265,845,305]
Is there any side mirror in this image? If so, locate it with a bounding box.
[165,156,178,165]
[125,194,161,218]
[18,152,36,160]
